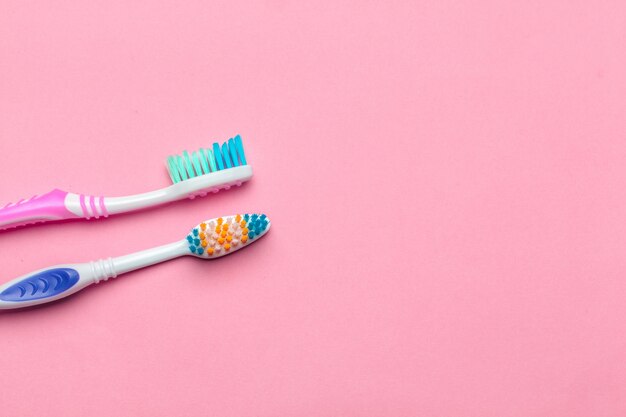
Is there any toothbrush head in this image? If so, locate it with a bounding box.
[166,134,248,184]
[185,213,270,258]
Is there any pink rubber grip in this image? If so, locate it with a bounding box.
[0,189,79,231]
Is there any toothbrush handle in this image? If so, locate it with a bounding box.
[0,189,80,231]
[0,261,115,310]
[0,241,187,309]
[0,165,253,232]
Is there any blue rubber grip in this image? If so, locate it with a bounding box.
[0,268,80,302]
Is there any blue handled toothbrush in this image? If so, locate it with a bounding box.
[0,213,270,309]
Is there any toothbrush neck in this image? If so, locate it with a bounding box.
[107,240,188,277]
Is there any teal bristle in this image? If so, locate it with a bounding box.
[166,134,248,184]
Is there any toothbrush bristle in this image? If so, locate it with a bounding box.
[186,213,270,258]
[166,134,247,184]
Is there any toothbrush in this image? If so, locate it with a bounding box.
[0,213,270,309]
[0,135,253,231]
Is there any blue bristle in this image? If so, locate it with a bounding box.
[213,142,224,170]
[248,232,256,239]
[194,238,200,246]
[197,248,204,255]
[244,214,250,222]
[186,236,193,243]
[193,229,199,236]
[235,135,247,165]
[251,214,258,221]
[189,245,197,253]
[260,214,266,221]
[222,143,232,168]
[228,138,239,166]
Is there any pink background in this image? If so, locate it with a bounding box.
[1,1,626,416]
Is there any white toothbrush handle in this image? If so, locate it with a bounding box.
[0,241,188,310]
[0,165,252,231]
[65,165,253,216]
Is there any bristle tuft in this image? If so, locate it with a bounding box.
[166,135,247,184]
[188,213,269,258]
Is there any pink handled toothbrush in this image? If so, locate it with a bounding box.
[0,135,252,231]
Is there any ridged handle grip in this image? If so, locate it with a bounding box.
[0,259,120,309]
[0,189,79,231]
[0,267,83,309]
